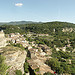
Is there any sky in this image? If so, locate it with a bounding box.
[0,0,75,23]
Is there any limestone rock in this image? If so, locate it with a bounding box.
[1,46,27,75]
[0,30,7,48]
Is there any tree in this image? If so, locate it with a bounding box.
[44,72,54,75]
[45,58,64,74]
[15,70,22,75]
[60,62,70,73]
[46,58,60,70]
[24,62,29,73]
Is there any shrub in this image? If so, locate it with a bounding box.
[44,72,54,75]
[15,70,22,75]
[0,55,8,75]
[24,62,29,73]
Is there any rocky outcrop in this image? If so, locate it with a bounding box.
[62,28,75,32]
[0,30,7,48]
[0,46,27,75]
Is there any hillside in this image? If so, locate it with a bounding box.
[0,21,75,34]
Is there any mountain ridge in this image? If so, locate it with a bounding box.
[0,21,42,25]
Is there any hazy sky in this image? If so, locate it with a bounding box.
[0,0,75,23]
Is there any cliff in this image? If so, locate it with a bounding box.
[0,46,27,75]
[0,30,7,48]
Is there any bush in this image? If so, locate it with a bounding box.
[15,70,22,75]
[14,43,25,50]
[0,55,8,75]
[24,62,29,73]
[34,68,39,72]
[44,72,54,75]
[45,58,64,74]
[45,58,60,70]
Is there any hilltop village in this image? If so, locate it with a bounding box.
[7,32,54,75]
[0,30,54,75]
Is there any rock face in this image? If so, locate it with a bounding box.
[1,46,27,75]
[62,28,75,32]
[0,30,7,48]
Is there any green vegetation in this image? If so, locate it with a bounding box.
[15,70,22,75]
[34,68,39,72]
[45,58,63,74]
[6,72,9,75]
[13,43,25,50]
[8,42,27,51]
[0,55,8,75]
[0,21,75,34]
[44,72,55,75]
[24,62,29,73]
[51,50,72,60]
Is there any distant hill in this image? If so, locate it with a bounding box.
[0,21,42,25]
[0,21,75,34]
